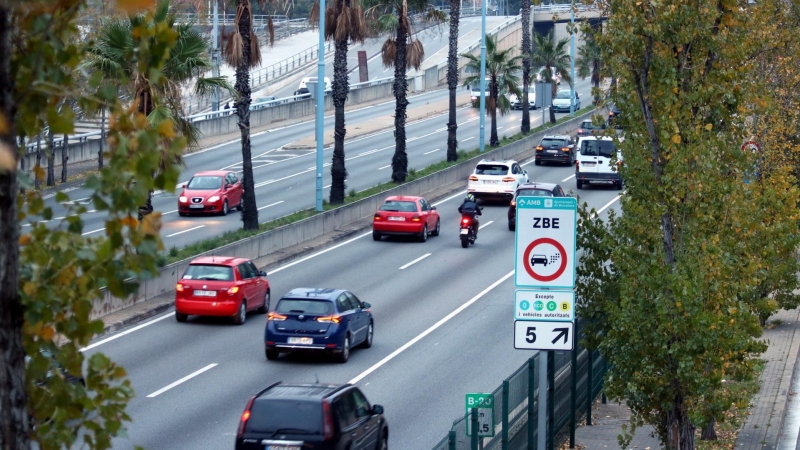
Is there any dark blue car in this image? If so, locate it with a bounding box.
[265,288,374,363]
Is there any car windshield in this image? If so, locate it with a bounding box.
[580,140,616,157]
[187,176,222,190]
[183,264,234,281]
[380,201,417,212]
[475,164,509,175]
[245,399,322,435]
[540,138,567,147]
[555,91,572,99]
[516,189,554,198]
[275,299,334,315]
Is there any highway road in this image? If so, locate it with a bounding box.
[31,76,594,252]
[81,141,622,449]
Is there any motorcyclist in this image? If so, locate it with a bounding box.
[458,193,482,238]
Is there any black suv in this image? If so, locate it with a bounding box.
[576,117,607,138]
[507,182,567,231]
[534,135,576,166]
[235,382,388,450]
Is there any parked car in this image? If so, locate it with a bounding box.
[467,159,529,203]
[535,67,561,85]
[265,288,373,363]
[250,96,280,110]
[507,182,567,231]
[294,77,332,99]
[551,89,581,113]
[575,136,624,190]
[509,85,536,110]
[177,170,243,216]
[175,256,270,325]
[235,381,387,450]
[372,195,440,242]
[534,135,577,166]
[576,117,607,137]
[607,102,622,128]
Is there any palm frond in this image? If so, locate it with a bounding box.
[325,6,337,40]
[350,1,367,44]
[406,38,424,70]
[496,94,511,115]
[194,76,237,99]
[224,31,244,67]
[335,5,352,43]
[250,30,262,67]
[375,13,399,35]
[310,1,320,27]
[381,38,397,68]
[423,8,447,25]
[267,16,275,46]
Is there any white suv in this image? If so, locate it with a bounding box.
[468,159,529,202]
[575,136,623,190]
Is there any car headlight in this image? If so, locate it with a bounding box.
[179,196,188,203]
[208,196,220,203]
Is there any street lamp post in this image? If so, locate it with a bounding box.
[479,0,486,152]
[315,0,326,211]
[569,0,575,116]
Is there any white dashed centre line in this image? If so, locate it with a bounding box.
[257,201,285,211]
[478,220,494,230]
[167,225,205,238]
[378,165,391,170]
[81,228,104,236]
[399,253,432,270]
[463,137,475,142]
[562,174,576,182]
[146,364,218,398]
[423,149,440,155]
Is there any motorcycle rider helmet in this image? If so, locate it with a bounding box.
[466,193,475,202]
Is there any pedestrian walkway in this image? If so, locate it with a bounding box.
[570,308,800,450]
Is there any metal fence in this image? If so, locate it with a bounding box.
[431,318,607,450]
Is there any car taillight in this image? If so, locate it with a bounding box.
[267,312,286,321]
[535,145,544,152]
[322,400,335,440]
[227,286,239,295]
[468,175,479,181]
[577,129,583,134]
[411,214,421,222]
[561,147,571,152]
[237,397,255,438]
[176,284,184,292]
[575,160,580,168]
[502,177,516,182]
[316,315,341,324]
[511,200,516,207]
[374,213,382,221]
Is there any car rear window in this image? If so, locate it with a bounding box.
[516,189,554,198]
[276,299,334,315]
[380,201,417,212]
[183,265,233,281]
[187,176,222,190]
[475,164,509,175]
[246,399,322,435]
[580,140,616,157]
[540,138,567,147]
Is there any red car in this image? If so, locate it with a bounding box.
[178,170,243,216]
[175,256,270,325]
[372,195,440,242]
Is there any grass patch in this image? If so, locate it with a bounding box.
[159,107,595,266]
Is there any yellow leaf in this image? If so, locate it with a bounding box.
[115,0,156,14]
[158,119,176,138]
[23,282,37,296]
[705,123,713,131]
[676,302,682,308]
[141,211,162,236]
[19,234,31,246]
[671,134,682,144]
[121,215,139,229]
[41,326,55,341]
[34,165,45,181]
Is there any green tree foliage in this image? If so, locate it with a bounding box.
[577,0,800,448]
[1,1,187,448]
[575,25,602,105]
[530,30,571,123]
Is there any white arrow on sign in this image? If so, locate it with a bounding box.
[513,320,574,351]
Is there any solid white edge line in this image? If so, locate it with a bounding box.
[80,313,174,352]
[423,149,440,155]
[562,174,576,182]
[81,228,104,236]
[166,225,205,238]
[463,137,474,141]
[596,195,621,216]
[378,165,391,170]
[478,220,494,230]
[146,363,218,398]
[257,201,285,211]
[399,253,432,270]
[348,270,515,385]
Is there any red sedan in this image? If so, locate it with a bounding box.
[178,170,243,216]
[175,256,270,325]
[372,195,440,242]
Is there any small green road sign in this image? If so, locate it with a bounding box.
[465,393,495,437]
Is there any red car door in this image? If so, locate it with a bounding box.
[227,173,243,206]
[237,263,257,310]
[247,261,267,300]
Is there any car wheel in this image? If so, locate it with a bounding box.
[372,231,382,241]
[616,179,624,190]
[336,336,350,363]
[175,311,188,322]
[221,200,229,216]
[178,212,187,217]
[233,301,246,325]
[577,180,584,190]
[361,322,374,349]
[419,224,428,243]
[377,434,388,450]
[431,219,440,237]
[508,220,515,231]
[257,290,270,314]
[236,200,243,211]
[535,159,541,166]
[265,348,279,361]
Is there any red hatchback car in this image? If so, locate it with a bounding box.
[372,195,440,242]
[178,170,243,216]
[175,256,270,325]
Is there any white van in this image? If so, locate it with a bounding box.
[509,85,536,110]
[575,136,623,190]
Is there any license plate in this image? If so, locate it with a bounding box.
[195,290,217,297]
[288,337,313,345]
[189,204,204,209]
[388,216,405,221]
[582,162,596,166]
[547,150,558,153]
[484,180,499,184]
[460,228,469,235]
[266,446,300,450]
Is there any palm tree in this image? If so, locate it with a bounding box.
[520,0,531,133]
[530,31,572,124]
[311,0,366,204]
[223,0,275,230]
[369,0,446,183]
[576,30,602,105]
[85,0,234,205]
[445,0,460,162]
[462,35,522,147]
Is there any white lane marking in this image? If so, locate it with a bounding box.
[433,190,467,206]
[348,105,374,113]
[399,253,431,270]
[146,363,218,398]
[349,270,515,385]
[166,225,205,238]
[257,200,284,211]
[478,220,494,230]
[268,232,371,275]
[163,209,178,215]
[596,195,621,216]
[307,163,332,170]
[496,126,504,130]
[562,174,576,182]
[378,165,391,170]
[324,184,332,189]
[463,137,474,142]
[255,169,313,188]
[423,148,440,155]
[81,313,174,352]
[82,228,104,236]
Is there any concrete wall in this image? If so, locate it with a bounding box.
[90,109,595,320]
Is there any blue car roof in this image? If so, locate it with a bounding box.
[282,288,343,300]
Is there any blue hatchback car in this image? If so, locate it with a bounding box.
[265,288,374,363]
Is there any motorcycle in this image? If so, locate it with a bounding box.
[460,214,477,248]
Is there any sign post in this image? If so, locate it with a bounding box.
[465,393,495,438]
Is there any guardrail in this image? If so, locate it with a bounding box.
[173,13,290,27]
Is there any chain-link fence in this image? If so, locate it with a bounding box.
[431,318,607,450]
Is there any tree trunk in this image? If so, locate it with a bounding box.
[665,395,695,450]
[329,0,349,205]
[61,133,68,182]
[445,0,460,162]
[391,20,409,183]
[701,417,717,441]
[549,80,557,123]
[0,4,31,449]
[98,107,105,170]
[490,79,499,147]
[236,0,259,230]
[46,128,55,186]
[520,0,531,133]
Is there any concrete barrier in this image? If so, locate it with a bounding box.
[90,109,595,320]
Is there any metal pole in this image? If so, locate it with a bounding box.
[569,0,575,116]
[211,0,220,111]
[471,407,480,450]
[586,348,593,426]
[315,0,326,212]
[547,351,554,450]
[527,357,535,450]
[570,322,578,448]
[449,430,457,450]
[537,353,547,450]
[479,0,487,152]
[502,380,509,450]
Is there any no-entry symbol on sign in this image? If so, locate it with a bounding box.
[514,197,577,289]
[522,237,567,282]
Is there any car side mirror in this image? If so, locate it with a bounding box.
[371,405,384,415]
[479,207,484,211]
[180,183,187,188]
[259,270,266,277]
[225,184,231,190]
[431,206,437,211]
[523,170,528,175]
[362,302,371,309]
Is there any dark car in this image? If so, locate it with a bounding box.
[293,87,311,100]
[507,182,567,231]
[265,288,373,363]
[534,135,576,166]
[576,117,607,137]
[607,102,622,128]
[235,382,388,450]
